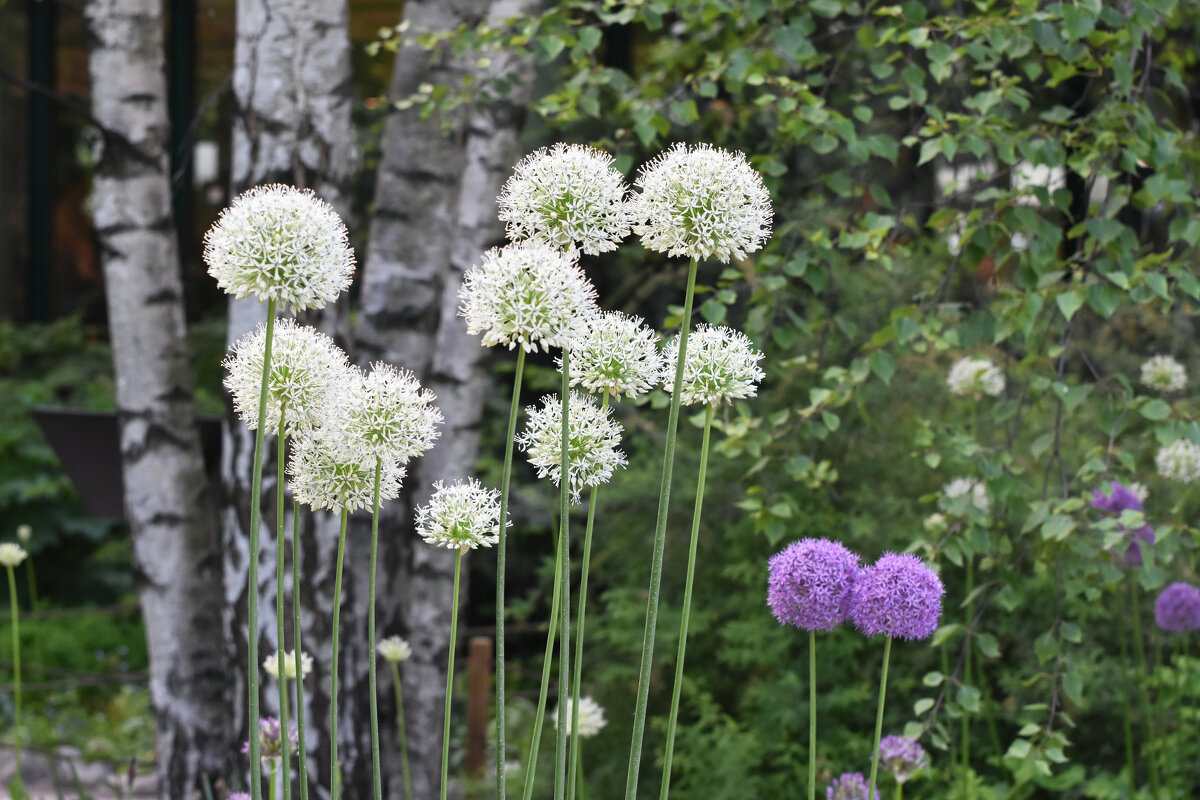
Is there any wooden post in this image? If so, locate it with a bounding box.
[466,636,493,779]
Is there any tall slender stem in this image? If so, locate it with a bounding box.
[1119,612,1136,797]
[961,556,973,772]
[291,501,310,800]
[369,458,383,800]
[329,509,349,800]
[390,661,413,800]
[521,532,563,800]
[275,407,292,800]
[23,557,41,681]
[6,564,21,784]
[270,759,278,800]
[867,637,893,800]
[442,548,466,800]
[809,631,817,800]
[497,347,527,800]
[248,297,278,800]
[554,357,572,800]
[625,257,699,800]
[1129,580,1162,799]
[659,402,715,800]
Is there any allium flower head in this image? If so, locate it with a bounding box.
[517,392,627,502]
[939,478,990,517]
[459,242,598,353]
[661,324,765,406]
[0,543,26,567]
[1156,439,1200,482]
[1131,482,1150,503]
[947,356,1005,398]
[229,794,252,800]
[878,735,929,783]
[15,525,31,543]
[498,143,632,255]
[1092,480,1143,514]
[826,772,879,800]
[551,696,607,737]
[289,429,405,512]
[630,143,772,262]
[560,311,662,400]
[204,184,355,312]
[377,635,412,663]
[1155,582,1200,633]
[923,513,949,535]
[416,478,507,551]
[263,650,313,680]
[340,363,443,464]
[766,538,860,632]
[224,318,349,435]
[1141,355,1186,394]
[242,716,298,761]
[851,553,945,640]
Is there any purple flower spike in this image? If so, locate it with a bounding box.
[851,553,945,641]
[826,772,879,800]
[878,734,929,783]
[767,538,861,632]
[1155,582,1200,633]
[1091,481,1143,514]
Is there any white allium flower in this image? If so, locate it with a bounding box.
[1130,482,1150,503]
[263,650,313,680]
[458,242,598,353]
[15,525,31,544]
[947,356,1005,398]
[629,142,772,262]
[660,324,765,406]
[416,478,507,551]
[0,543,27,568]
[203,184,355,312]
[923,513,949,535]
[1156,439,1200,483]
[517,392,627,502]
[224,318,350,435]
[289,429,405,512]
[498,143,632,255]
[940,478,990,516]
[559,311,662,400]
[377,635,412,663]
[341,363,443,464]
[551,696,607,738]
[1141,355,1186,394]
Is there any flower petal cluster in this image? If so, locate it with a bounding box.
[826,772,878,800]
[1155,582,1200,633]
[224,318,349,435]
[851,553,945,640]
[377,635,412,663]
[630,143,772,262]
[1141,355,1186,394]
[16,525,31,543]
[947,356,1005,398]
[0,543,27,568]
[561,311,662,400]
[498,144,632,255]
[551,696,607,738]
[939,478,990,517]
[263,650,313,680]
[416,478,507,551]
[767,538,860,632]
[1156,439,1200,482]
[878,735,929,783]
[289,429,405,512]
[243,716,298,761]
[340,363,443,463]
[204,184,355,312]
[661,324,765,406]
[459,242,597,353]
[517,392,627,502]
[1091,480,1156,565]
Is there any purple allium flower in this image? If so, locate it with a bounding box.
[767,538,861,632]
[826,772,879,800]
[878,735,929,783]
[851,553,945,640]
[1092,481,1156,565]
[1155,582,1200,633]
[241,717,299,760]
[229,795,252,800]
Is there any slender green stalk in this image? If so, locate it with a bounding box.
[369,458,383,800]
[624,257,700,800]
[576,740,586,800]
[961,557,973,771]
[275,407,292,800]
[6,564,21,784]
[441,548,466,800]
[809,631,817,800]
[659,403,715,800]
[248,297,279,800]
[1171,637,1183,797]
[554,356,572,800]
[1119,614,1136,797]
[866,637,893,800]
[291,501,310,800]
[270,759,278,800]
[497,346,527,800]
[329,509,349,800]
[1129,580,1162,799]
[895,781,902,800]
[389,661,413,800]
[521,533,564,800]
[23,557,41,681]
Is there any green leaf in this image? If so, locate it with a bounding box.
[1141,398,1172,421]
[957,685,981,713]
[977,632,1001,658]
[913,697,935,716]
[869,350,896,384]
[1055,289,1084,321]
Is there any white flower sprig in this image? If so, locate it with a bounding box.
[517,392,627,502]
[940,478,990,516]
[947,356,1004,398]
[560,311,662,400]
[1141,355,1186,394]
[377,636,412,663]
[660,324,765,406]
[341,363,444,464]
[1157,439,1200,482]
[289,429,405,512]
[416,479,507,551]
[0,543,27,568]
[551,696,607,738]
[263,650,313,680]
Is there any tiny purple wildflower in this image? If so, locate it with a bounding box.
[767,538,861,632]
[1092,480,1155,565]
[1155,582,1200,633]
[229,795,252,800]
[826,772,879,800]
[241,716,298,760]
[851,553,945,641]
[878,735,929,783]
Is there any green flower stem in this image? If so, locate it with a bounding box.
[809,631,817,800]
[497,346,527,800]
[248,297,278,800]
[369,458,383,800]
[1119,614,1136,797]
[275,407,292,800]
[576,740,586,800]
[624,256,699,800]
[521,532,564,800]
[896,781,903,800]
[1129,580,1162,799]
[270,759,278,800]
[554,355,572,800]
[441,547,466,800]
[567,390,608,800]
[23,557,41,681]
[867,636,893,800]
[329,508,349,800]
[961,556,973,771]
[658,402,715,800]
[291,500,310,800]
[389,661,413,800]
[6,564,21,784]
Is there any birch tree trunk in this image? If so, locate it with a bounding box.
[83,0,235,797]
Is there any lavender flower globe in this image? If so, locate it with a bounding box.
[1155,582,1200,633]
[878,734,929,783]
[1092,480,1156,565]
[826,772,879,800]
[851,553,945,640]
[767,538,860,632]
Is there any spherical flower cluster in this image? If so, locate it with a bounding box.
[229,794,252,800]
[939,478,990,517]
[459,242,597,353]
[661,324,765,406]
[1155,582,1200,633]
[377,635,412,663]
[878,735,929,783]
[561,311,662,400]
[1141,355,1186,394]
[340,363,443,463]
[1130,482,1150,503]
[517,392,627,502]
[629,143,772,262]
[498,143,632,255]
[1092,480,1155,565]
[826,772,878,800]
[242,716,298,761]
[1156,439,1200,483]
[767,538,860,632]
[416,478,507,551]
[289,430,405,512]
[923,513,949,536]
[204,184,355,312]
[851,553,945,640]
[263,650,313,680]
[16,525,31,543]
[551,696,608,737]
[947,356,1005,398]
[0,543,27,568]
